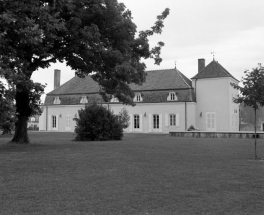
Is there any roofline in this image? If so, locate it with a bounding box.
[176,69,192,87]
[43,100,196,106]
[191,76,239,82]
[46,87,194,96]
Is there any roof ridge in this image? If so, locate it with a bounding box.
[47,76,77,95]
[215,61,239,81]
[146,68,175,72]
[176,69,191,87]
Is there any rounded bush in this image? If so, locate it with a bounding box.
[74,102,123,141]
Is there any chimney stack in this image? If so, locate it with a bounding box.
[54,69,61,89]
[198,59,205,73]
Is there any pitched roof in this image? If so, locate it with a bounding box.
[44,89,195,105]
[47,68,192,95]
[191,60,238,81]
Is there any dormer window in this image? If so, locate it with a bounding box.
[53,97,61,104]
[110,97,119,103]
[133,93,143,102]
[80,96,88,104]
[167,92,177,101]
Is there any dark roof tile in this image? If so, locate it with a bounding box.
[44,89,195,105]
[47,68,192,96]
[191,60,238,81]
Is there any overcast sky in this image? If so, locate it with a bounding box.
[31,0,264,101]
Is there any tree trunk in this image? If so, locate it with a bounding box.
[11,83,31,144]
[254,107,257,159]
[11,115,29,143]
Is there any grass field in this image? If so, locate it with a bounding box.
[0,132,264,215]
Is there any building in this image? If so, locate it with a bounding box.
[39,59,239,133]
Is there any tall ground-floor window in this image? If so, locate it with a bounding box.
[153,114,159,129]
[66,115,71,131]
[52,115,57,128]
[170,114,176,126]
[134,115,140,129]
[206,112,216,131]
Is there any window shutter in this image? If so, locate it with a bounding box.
[129,114,133,132]
[176,114,180,127]
[48,115,51,130]
[149,114,152,132]
[140,114,143,132]
[56,115,59,130]
[159,114,162,132]
[165,114,168,126]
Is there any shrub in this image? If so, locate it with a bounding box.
[74,102,123,141]
[116,108,130,129]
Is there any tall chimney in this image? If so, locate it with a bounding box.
[198,59,205,73]
[54,69,61,89]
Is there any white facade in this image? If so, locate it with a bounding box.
[193,77,239,131]
[39,60,240,133]
[39,102,197,133]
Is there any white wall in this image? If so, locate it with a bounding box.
[195,77,239,131]
[40,102,196,133]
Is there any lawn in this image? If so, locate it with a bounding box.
[0,132,264,215]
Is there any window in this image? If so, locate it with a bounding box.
[153,114,159,129]
[52,116,57,128]
[206,112,216,131]
[134,115,140,129]
[66,115,71,131]
[66,116,71,128]
[134,93,143,102]
[53,97,61,104]
[110,97,119,102]
[31,117,35,122]
[80,96,88,104]
[167,92,177,101]
[169,114,176,126]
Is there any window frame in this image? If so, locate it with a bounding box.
[169,114,176,126]
[53,97,61,104]
[80,96,88,104]
[134,114,140,129]
[153,114,159,129]
[167,92,177,101]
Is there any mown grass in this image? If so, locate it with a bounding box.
[0,132,264,215]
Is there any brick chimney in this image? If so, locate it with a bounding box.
[54,69,61,90]
[198,59,205,73]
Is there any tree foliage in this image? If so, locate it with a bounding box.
[74,102,123,141]
[0,0,169,143]
[0,81,16,135]
[116,107,130,129]
[231,67,264,159]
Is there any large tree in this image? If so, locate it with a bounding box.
[0,80,16,135]
[0,0,169,144]
[231,67,264,159]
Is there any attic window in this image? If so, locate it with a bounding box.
[167,92,177,101]
[80,96,88,104]
[53,97,61,104]
[110,97,119,103]
[133,93,143,102]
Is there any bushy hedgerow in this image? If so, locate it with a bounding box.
[74,102,123,141]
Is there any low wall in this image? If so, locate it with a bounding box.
[169,131,264,139]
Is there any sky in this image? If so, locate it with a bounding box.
[31,0,264,102]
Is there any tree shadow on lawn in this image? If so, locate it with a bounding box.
[1,132,264,214]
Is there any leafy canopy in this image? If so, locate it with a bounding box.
[0,0,170,105]
[231,67,264,109]
[0,80,16,134]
